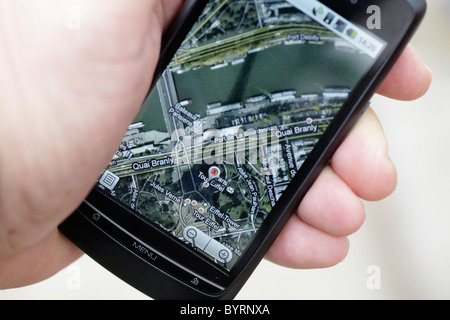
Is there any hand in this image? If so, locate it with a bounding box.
[0,0,184,288]
[0,0,431,289]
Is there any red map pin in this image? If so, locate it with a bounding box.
[208,166,220,180]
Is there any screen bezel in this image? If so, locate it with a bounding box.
[61,0,426,299]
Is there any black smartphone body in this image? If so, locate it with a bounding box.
[59,0,426,299]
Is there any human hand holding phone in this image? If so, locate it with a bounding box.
[0,0,431,295]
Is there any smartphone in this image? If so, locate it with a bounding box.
[59,0,426,299]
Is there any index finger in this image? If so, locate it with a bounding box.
[377,44,432,101]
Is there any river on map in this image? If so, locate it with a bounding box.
[137,41,372,132]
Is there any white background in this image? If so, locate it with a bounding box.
[1,0,449,300]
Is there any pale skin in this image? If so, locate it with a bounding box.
[0,0,431,289]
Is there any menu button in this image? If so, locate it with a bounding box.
[132,241,157,261]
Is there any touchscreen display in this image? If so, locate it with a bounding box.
[96,0,385,271]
